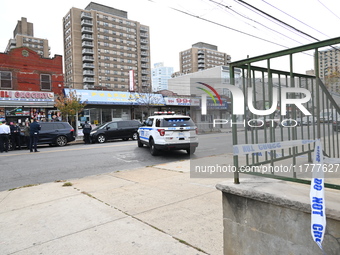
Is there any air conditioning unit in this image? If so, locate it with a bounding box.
[88,85,95,88]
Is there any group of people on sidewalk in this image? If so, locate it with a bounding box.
[0,118,41,153]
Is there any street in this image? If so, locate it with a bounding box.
[1,125,337,191]
[0,132,234,191]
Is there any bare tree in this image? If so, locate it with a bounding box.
[130,92,164,121]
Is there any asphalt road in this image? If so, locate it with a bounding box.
[0,132,234,191]
[1,125,336,191]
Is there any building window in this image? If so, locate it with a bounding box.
[41,74,51,90]
[0,71,12,88]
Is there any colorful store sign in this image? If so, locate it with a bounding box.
[164,97,200,106]
[0,90,54,101]
[64,89,165,106]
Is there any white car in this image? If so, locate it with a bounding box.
[137,112,199,155]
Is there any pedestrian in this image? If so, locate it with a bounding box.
[29,118,41,152]
[24,121,30,149]
[10,122,21,150]
[9,122,15,150]
[0,121,10,153]
[82,121,92,144]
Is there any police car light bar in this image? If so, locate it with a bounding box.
[154,111,175,115]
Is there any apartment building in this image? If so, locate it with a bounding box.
[63,2,151,92]
[318,47,340,93]
[179,42,231,74]
[5,17,50,58]
[151,62,174,92]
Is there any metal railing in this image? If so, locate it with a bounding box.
[229,37,340,189]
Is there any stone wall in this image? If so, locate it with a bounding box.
[216,178,340,255]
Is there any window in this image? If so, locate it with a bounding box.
[146,118,154,127]
[107,122,118,129]
[41,74,51,90]
[0,71,12,88]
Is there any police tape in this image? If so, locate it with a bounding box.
[233,139,315,156]
[233,139,337,252]
[310,139,326,253]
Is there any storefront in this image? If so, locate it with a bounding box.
[191,97,230,132]
[162,97,200,117]
[64,89,166,126]
[0,90,55,127]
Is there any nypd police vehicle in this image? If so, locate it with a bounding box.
[137,112,199,155]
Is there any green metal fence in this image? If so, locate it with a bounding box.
[229,37,340,189]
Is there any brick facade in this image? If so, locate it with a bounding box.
[0,47,63,95]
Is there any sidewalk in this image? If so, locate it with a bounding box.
[0,158,229,255]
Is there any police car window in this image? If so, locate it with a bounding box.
[162,118,195,127]
[146,118,154,127]
[155,119,161,127]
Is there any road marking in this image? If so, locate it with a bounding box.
[0,142,136,157]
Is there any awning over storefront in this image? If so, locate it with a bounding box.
[0,90,55,107]
[64,89,165,106]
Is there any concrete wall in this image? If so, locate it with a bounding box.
[216,178,340,255]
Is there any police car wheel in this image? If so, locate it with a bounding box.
[137,138,143,147]
[149,138,159,156]
[186,147,196,155]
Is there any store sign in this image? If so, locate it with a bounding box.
[164,97,200,106]
[0,90,54,101]
[64,89,165,106]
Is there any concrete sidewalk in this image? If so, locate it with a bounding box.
[0,159,228,255]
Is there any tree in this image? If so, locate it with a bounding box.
[130,92,164,121]
[54,90,87,126]
[324,66,340,93]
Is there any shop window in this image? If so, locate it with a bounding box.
[41,74,51,90]
[0,71,12,88]
[102,108,112,123]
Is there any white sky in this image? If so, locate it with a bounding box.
[0,0,339,74]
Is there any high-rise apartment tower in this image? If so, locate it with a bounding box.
[179,42,231,74]
[5,17,50,58]
[63,2,151,91]
[318,47,340,93]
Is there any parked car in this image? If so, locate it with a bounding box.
[299,116,317,126]
[90,120,141,143]
[333,114,340,132]
[10,122,75,149]
[137,112,198,155]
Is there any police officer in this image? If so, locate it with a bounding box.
[29,118,41,152]
[82,121,92,144]
[0,121,10,153]
[10,122,21,150]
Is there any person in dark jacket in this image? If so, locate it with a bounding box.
[29,118,41,152]
[23,121,30,150]
[10,122,21,150]
[82,121,92,144]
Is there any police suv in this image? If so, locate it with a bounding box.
[137,112,199,155]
